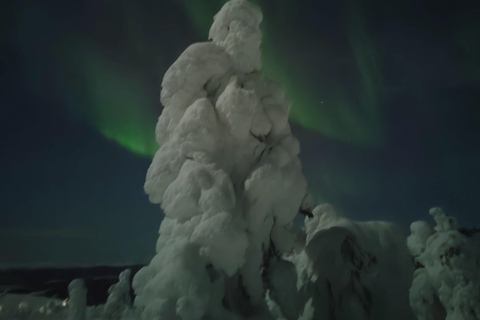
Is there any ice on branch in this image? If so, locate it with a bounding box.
[408,207,480,320]
[134,0,306,319]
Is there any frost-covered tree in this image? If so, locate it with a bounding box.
[408,207,480,320]
[132,0,307,319]
[102,269,132,320]
[281,204,416,320]
[68,279,87,320]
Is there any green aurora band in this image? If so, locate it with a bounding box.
[75,45,159,158]
[13,3,161,158]
[16,0,387,158]
[74,0,387,158]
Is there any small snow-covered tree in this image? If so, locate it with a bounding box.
[102,269,132,320]
[67,279,87,320]
[408,207,480,320]
[132,0,307,319]
[287,204,416,320]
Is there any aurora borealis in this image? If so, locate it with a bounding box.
[9,0,476,154]
[1,0,479,267]
[9,0,388,158]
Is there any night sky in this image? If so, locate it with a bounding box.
[1,0,479,268]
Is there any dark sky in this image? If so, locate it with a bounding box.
[1,0,479,268]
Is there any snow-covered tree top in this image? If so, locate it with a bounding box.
[209,0,263,73]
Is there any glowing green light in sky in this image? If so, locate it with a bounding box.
[71,44,159,158]
[51,0,387,158]
[60,0,386,157]
[14,0,388,159]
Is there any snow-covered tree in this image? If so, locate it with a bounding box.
[102,269,132,320]
[276,204,416,320]
[132,0,307,319]
[408,207,480,320]
[68,279,87,320]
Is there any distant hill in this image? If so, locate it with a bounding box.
[0,265,143,305]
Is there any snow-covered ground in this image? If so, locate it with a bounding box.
[0,293,66,320]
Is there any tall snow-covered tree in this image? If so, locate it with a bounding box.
[132,1,306,319]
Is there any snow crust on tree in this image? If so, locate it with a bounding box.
[68,279,87,320]
[408,207,480,320]
[134,0,306,319]
[279,204,416,320]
